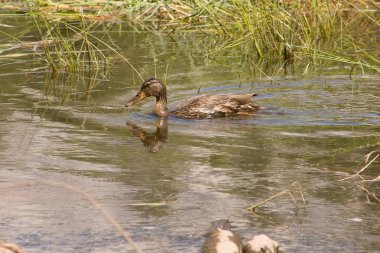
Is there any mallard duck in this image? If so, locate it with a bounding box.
[243,234,283,253]
[201,219,243,253]
[126,78,260,119]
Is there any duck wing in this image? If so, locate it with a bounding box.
[171,94,258,119]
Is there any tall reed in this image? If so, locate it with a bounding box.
[190,1,338,60]
[26,0,111,73]
[188,0,380,74]
[20,0,380,75]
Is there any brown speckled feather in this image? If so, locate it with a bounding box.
[171,94,259,119]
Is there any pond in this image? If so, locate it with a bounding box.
[0,15,379,253]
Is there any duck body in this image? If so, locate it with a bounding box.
[126,78,259,119]
[171,93,259,119]
[201,219,243,253]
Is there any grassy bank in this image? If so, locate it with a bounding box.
[1,0,379,75]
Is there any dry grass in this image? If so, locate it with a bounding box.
[340,151,380,202]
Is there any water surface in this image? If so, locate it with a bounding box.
[0,16,379,253]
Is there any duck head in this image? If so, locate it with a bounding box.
[126,78,166,107]
[126,78,168,117]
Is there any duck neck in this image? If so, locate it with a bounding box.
[155,94,168,117]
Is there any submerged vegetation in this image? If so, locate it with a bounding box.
[0,0,379,76]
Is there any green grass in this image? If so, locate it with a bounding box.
[26,0,111,72]
[188,0,380,74]
[2,0,379,76]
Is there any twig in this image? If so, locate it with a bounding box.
[349,63,357,80]
[287,191,298,212]
[246,189,289,211]
[338,151,380,203]
[363,175,380,182]
[365,150,380,163]
[339,154,379,181]
[247,183,303,229]
[357,183,380,202]
[248,211,287,229]
[246,182,306,212]
[297,183,306,204]
[286,207,300,229]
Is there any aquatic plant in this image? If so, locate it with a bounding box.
[3,0,379,75]
[188,0,380,75]
[40,71,100,105]
[24,0,143,80]
[25,1,110,72]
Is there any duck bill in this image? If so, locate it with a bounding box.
[126,91,146,107]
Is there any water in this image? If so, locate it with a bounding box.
[0,16,380,253]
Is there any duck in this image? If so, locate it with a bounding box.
[201,219,243,253]
[126,78,260,119]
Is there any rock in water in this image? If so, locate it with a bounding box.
[243,234,283,253]
[201,219,243,253]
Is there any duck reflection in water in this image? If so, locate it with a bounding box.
[126,117,168,153]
